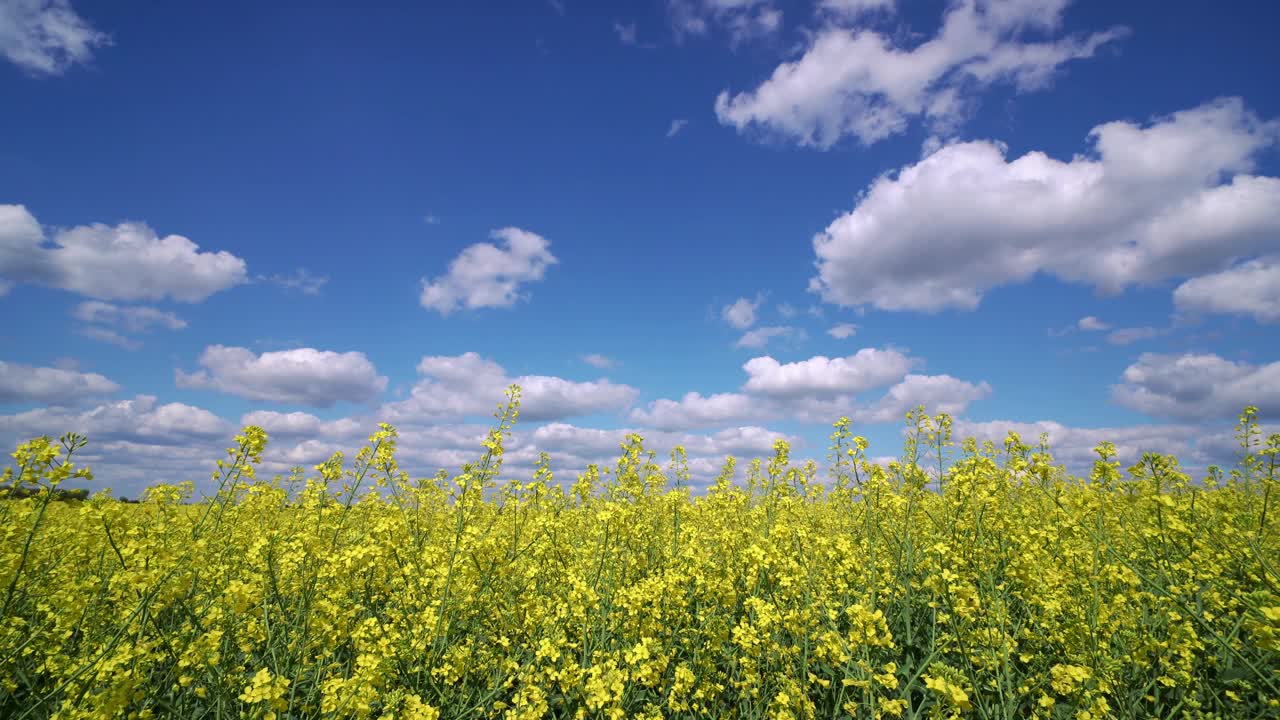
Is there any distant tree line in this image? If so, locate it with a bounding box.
[1,487,91,502]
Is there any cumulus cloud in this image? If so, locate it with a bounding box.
[0,360,119,405]
[524,421,804,488]
[1078,316,1110,331]
[1174,256,1280,324]
[0,0,109,75]
[668,0,782,45]
[533,422,798,461]
[722,294,764,329]
[625,347,986,431]
[667,118,689,137]
[1111,352,1280,421]
[828,323,858,339]
[380,352,639,424]
[808,98,1280,313]
[175,346,388,408]
[734,325,803,349]
[952,416,1205,480]
[742,348,917,396]
[0,395,231,445]
[238,410,365,441]
[0,205,248,302]
[716,0,1126,148]
[628,392,767,431]
[0,391,800,497]
[854,374,992,423]
[419,227,558,315]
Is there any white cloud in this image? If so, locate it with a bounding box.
[0,360,119,405]
[524,421,804,487]
[238,410,365,441]
[721,294,764,329]
[1105,326,1164,346]
[742,348,916,396]
[419,227,558,315]
[854,374,991,423]
[807,98,1280,312]
[952,416,1203,480]
[260,268,328,295]
[614,20,639,46]
[0,0,109,75]
[1078,316,1110,331]
[627,347,988,431]
[72,301,186,332]
[0,205,248,302]
[1111,352,1280,421]
[668,0,782,46]
[734,325,804,349]
[628,391,766,430]
[716,0,1126,148]
[175,346,388,408]
[72,302,185,350]
[667,118,689,137]
[0,395,231,445]
[581,353,615,369]
[79,326,140,350]
[381,352,639,424]
[534,422,797,460]
[1174,256,1280,324]
[828,323,858,339]
[817,0,895,20]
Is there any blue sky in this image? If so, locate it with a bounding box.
[1,0,1278,496]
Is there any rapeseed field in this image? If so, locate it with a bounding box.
[2,386,1277,719]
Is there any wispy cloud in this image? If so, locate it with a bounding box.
[668,0,783,47]
[581,353,616,369]
[0,0,111,75]
[734,325,804,349]
[72,301,186,350]
[261,268,329,295]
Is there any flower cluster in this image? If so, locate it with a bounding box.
[1,393,1277,719]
